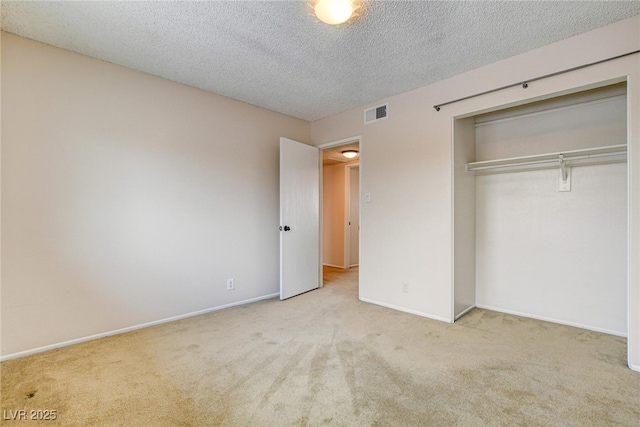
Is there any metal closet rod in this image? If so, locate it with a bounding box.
[433,49,640,112]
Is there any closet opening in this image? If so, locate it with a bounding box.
[453,82,628,338]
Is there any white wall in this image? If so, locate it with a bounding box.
[476,164,627,335]
[474,90,628,335]
[1,33,310,358]
[311,16,640,370]
[474,86,627,160]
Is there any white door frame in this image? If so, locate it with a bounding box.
[318,136,362,286]
[345,163,360,268]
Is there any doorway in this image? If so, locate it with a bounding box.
[320,139,360,286]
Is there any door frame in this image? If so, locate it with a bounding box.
[318,135,362,287]
[345,163,360,268]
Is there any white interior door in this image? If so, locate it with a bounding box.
[280,137,320,299]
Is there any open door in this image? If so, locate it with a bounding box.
[280,137,320,299]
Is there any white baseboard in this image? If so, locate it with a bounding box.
[0,292,280,362]
[359,297,451,323]
[323,263,346,269]
[629,362,640,373]
[454,304,476,321]
[475,303,627,337]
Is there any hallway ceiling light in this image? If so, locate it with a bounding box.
[342,150,358,159]
[314,0,356,25]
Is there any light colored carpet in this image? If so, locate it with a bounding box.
[1,266,639,426]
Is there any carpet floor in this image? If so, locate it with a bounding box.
[1,267,639,426]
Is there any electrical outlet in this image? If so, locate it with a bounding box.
[226,278,235,291]
[402,283,409,293]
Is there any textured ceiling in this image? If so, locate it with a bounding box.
[2,1,639,122]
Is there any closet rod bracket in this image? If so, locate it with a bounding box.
[558,154,572,192]
[559,154,568,182]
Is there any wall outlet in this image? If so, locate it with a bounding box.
[402,283,409,293]
[226,278,235,291]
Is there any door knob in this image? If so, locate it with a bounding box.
[284,225,291,231]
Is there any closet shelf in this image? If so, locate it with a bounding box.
[466,144,627,175]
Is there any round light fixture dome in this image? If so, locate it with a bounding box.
[342,150,358,159]
[314,0,354,25]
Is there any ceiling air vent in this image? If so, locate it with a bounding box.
[364,104,388,124]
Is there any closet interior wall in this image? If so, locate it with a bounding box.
[454,83,628,336]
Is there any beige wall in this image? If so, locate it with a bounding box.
[311,16,640,371]
[0,33,310,358]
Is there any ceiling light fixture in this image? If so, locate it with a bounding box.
[342,150,358,159]
[314,0,356,25]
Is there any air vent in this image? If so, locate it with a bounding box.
[364,104,388,124]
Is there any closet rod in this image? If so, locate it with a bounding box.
[467,151,626,173]
[433,49,640,112]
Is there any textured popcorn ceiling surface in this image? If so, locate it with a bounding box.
[2,1,639,121]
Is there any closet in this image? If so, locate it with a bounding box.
[453,83,628,336]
